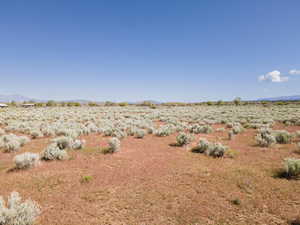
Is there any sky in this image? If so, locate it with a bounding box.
[0,0,300,102]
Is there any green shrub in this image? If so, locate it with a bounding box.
[176,132,193,146]
[80,175,93,184]
[255,128,276,147]
[189,124,213,134]
[273,130,292,144]
[284,158,300,178]
[191,139,227,157]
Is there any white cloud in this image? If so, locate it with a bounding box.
[258,70,289,82]
[289,69,300,75]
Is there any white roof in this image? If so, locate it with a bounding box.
[0,103,8,107]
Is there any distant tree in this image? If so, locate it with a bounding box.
[35,102,44,107]
[67,102,73,107]
[9,101,17,107]
[216,100,223,106]
[46,100,56,107]
[119,102,128,107]
[233,97,241,106]
[73,102,81,107]
[88,102,98,107]
[105,101,116,106]
[206,101,213,106]
[61,102,66,107]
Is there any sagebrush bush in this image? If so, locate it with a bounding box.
[190,124,213,134]
[14,152,40,169]
[232,125,244,134]
[191,139,227,157]
[205,142,228,157]
[30,130,43,139]
[52,136,73,150]
[0,192,41,225]
[71,139,85,150]
[176,132,193,146]
[284,158,300,178]
[134,129,146,139]
[18,136,30,147]
[0,134,30,153]
[41,143,68,161]
[255,128,276,147]
[3,141,21,153]
[191,139,210,153]
[108,137,121,153]
[273,130,292,144]
[154,125,174,137]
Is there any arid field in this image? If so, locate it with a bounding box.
[1,105,300,225]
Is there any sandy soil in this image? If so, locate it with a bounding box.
[0,124,300,225]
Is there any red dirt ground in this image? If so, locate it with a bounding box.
[1,124,300,225]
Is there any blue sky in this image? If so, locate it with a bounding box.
[1,0,300,102]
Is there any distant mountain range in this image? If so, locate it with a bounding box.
[257,95,300,101]
[1,94,300,104]
[0,94,162,104]
[0,94,38,103]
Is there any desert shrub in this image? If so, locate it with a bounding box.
[14,152,40,169]
[146,127,155,134]
[134,129,146,139]
[205,142,228,157]
[111,129,126,139]
[273,130,292,144]
[107,137,121,153]
[0,192,41,225]
[52,136,73,150]
[190,124,213,134]
[255,128,276,147]
[0,134,30,153]
[232,125,244,134]
[30,130,43,139]
[154,125,174,137]
[231,198,241,206]
[18,136,30,147]
[191,139,210,153]
[80,175,93,184]
[71,139,85,150]
[126,127,137,136]
[191,139,227,157]
[41,144,68,161]
[176,132,193,146]
[284,158,300,178]
[3,141,21,153]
